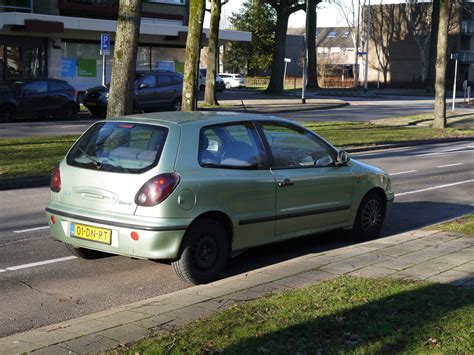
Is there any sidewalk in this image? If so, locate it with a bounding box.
[1,228,472,354]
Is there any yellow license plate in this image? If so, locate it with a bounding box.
[70,223,112,245]
[85,101,96,106]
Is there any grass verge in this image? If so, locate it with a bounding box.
[426,214,474,237]
[302,120,474,148]
[128,276,473,354]
[0,118,473,181]
[0,136,77,179]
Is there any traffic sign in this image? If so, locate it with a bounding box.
[450,53,459,60]
[284,58,292,63]
[100,33,111,56]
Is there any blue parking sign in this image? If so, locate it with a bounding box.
[100,34,110,55]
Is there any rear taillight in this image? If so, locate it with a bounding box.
[50,164,61,193]
[135,173,180,207]
[73,89,78,98]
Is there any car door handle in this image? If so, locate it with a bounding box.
[278,179,294,188]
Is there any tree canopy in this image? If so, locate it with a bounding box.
[225,0,276,75]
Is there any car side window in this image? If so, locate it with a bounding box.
[199,123,265,169]
[22,81,47,94]
[261,123,335,168]
[49,81,66,91]
[157,75,173,87]
[140,75,156,88]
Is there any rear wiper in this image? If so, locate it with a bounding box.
[78,147,102,169]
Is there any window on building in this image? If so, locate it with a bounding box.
[342,31,350,38]
[327,31,337,38]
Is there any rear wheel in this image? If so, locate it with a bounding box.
[89,109,106,118]
[63,103,78,119]
[352,191,386,241]
[172,218,229,285]
[0,105,15,122]
[171,97,182,111]
[65,243,106,259]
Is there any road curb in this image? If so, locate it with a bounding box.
[1,136,472,192]
[203,102,349,114]
[0,176,50,191]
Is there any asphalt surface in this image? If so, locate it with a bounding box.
[0,140,473,338]
[0,94,465,138]
[280,96,465,122]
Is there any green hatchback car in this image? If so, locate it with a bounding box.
[46,112,394,284]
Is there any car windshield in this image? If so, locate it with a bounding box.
[67,122,168,174]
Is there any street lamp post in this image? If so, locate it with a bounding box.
[364,0,371,93]
[302,0,310,104]
[283,58,291,87]
[451,53,458,112]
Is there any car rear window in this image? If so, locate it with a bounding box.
[67,122,168,174]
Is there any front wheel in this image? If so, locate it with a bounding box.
[352,192,386,242]
[172,218,229,284]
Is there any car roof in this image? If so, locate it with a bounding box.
[111,111,293,126]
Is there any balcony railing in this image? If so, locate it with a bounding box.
[461,21,474,35]
[459,51,474,63]
[0,0,33,13]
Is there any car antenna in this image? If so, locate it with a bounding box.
[241,99,246,112]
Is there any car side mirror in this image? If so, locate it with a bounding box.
[336,150,350,166]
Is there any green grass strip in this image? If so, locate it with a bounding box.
[129,276,474,354]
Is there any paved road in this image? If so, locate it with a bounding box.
[280,96,468,122]
[0,95,466,138]
[0,141,473,337]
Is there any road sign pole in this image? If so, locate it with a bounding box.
[102,54,106,86]
[452,57,458,112]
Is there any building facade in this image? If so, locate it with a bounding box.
[0,0,250,90]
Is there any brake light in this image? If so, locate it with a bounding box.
[50,164,61,193]
[135,173,180,207]
[73,89,78,98]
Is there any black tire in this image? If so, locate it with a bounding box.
[0,105,15,122]
[172,218,230,285]
[63,103,78,119]
[171,97,182,111]
[65,243,106,259]
[352,191,386,242]
[89,109,106,118]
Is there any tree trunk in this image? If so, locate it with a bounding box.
[307,0,319,89]
[265,7,289,94]
[427,0,440,91]
[204,0,221,106]
[182,0,206,112]
[106,0,142,118]
[434,0,448,129]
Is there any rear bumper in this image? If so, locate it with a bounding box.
[45,205,190,260]
[83,98,107,112]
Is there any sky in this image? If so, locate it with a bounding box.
[204,0,410,29]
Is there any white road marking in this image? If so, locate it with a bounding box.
[436,163,463,168]
[395,179,474,197]
[390,170,418,176]
[5,256,77,271]
[0,269,6,273]
[415,148,474,157]
[13,226,49,234]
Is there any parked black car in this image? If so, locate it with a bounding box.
[0,79,79,122]
[83,71,183,116]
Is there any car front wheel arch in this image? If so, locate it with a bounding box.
[352,188,387,241]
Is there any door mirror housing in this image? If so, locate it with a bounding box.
[336,150,350,166]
